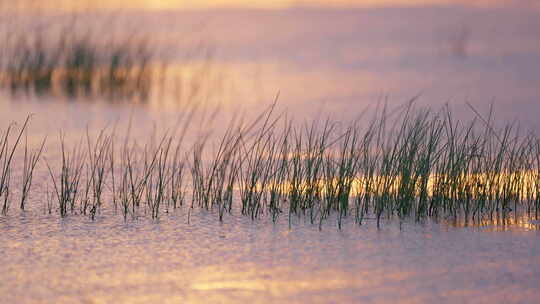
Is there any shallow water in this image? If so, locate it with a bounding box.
[2,4,540,304]
[1,208,539,304]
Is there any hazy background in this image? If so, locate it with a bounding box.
[3,0,539,10]
[1,0,539,129]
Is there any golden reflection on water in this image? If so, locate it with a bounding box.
[190,267,353,294]
[72,260,540,303]
[117,264,411,303]
[74,264,369,303]
[446,213,540,231]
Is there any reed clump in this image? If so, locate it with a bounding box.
[2,102,540,229]
[0,25,155,99]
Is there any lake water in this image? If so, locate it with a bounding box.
[1,209,539,303]
[1,3,540,303]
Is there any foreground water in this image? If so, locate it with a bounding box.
[1,207,539,304]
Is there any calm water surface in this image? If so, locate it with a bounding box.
[2,208,539,303]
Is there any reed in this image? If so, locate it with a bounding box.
[20,128,46,211]
[1,102,539,229]
[1,116,31,214]
[45,134,86,217]
[83,128,113,219]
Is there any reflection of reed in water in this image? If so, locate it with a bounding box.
[445,212,540,231]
